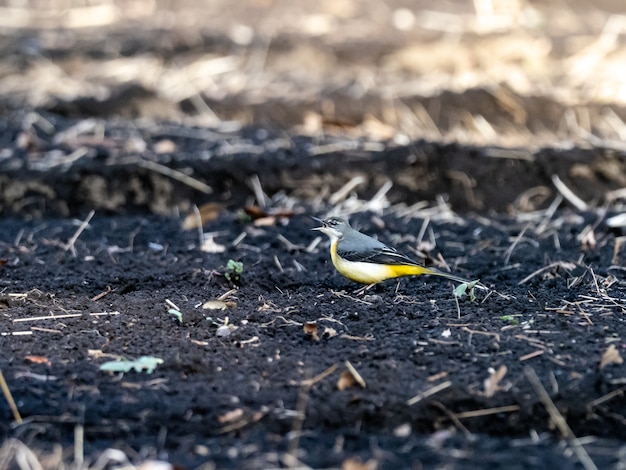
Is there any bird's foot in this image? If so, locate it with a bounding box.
[354,283,376,295]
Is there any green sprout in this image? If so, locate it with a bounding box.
[454,280,480,302]
[99,356,163,374]
[168,308,183,324]
[237,210,253,224]
[224,259,244,285]
[500,315,518,324]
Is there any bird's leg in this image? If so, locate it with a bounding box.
[354,283,376,295]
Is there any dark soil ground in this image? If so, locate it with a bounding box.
[1,126,626,468]
[2,204,626,469]
[2,1,626,469]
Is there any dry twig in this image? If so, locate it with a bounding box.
[525,367,597,470]
[407,380,452,406]
[64,210,95,256]
[0,370,22,424]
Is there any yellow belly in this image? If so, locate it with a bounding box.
[330,243,432,284]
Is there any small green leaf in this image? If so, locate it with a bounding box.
[168,308,183,323]
[454,279,480,301]
[454,283,468,298]
[224,259,244,284]
[99,356,163,374]
[226,259,243,274]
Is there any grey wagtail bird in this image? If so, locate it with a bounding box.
[312,217,473,286]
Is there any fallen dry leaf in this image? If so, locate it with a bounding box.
[337,371,356,390]
[24,355,51,366]
[244,206,295,222]
[253,216,278,226]
[182,202,224,230]
[303,322,319,341]
[218,408,244,424]
[202,300,237,310]
[243,205,267,219]
[338,361,366,391]
[600,344,623,369]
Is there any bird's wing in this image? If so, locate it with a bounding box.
[337,244,421,266]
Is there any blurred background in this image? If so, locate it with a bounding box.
[2,0,626,149]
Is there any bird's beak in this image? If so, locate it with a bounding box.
[311,216,325,231]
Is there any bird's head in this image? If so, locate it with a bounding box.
[311,217,350,242]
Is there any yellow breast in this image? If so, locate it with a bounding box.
[329,242,423,284]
